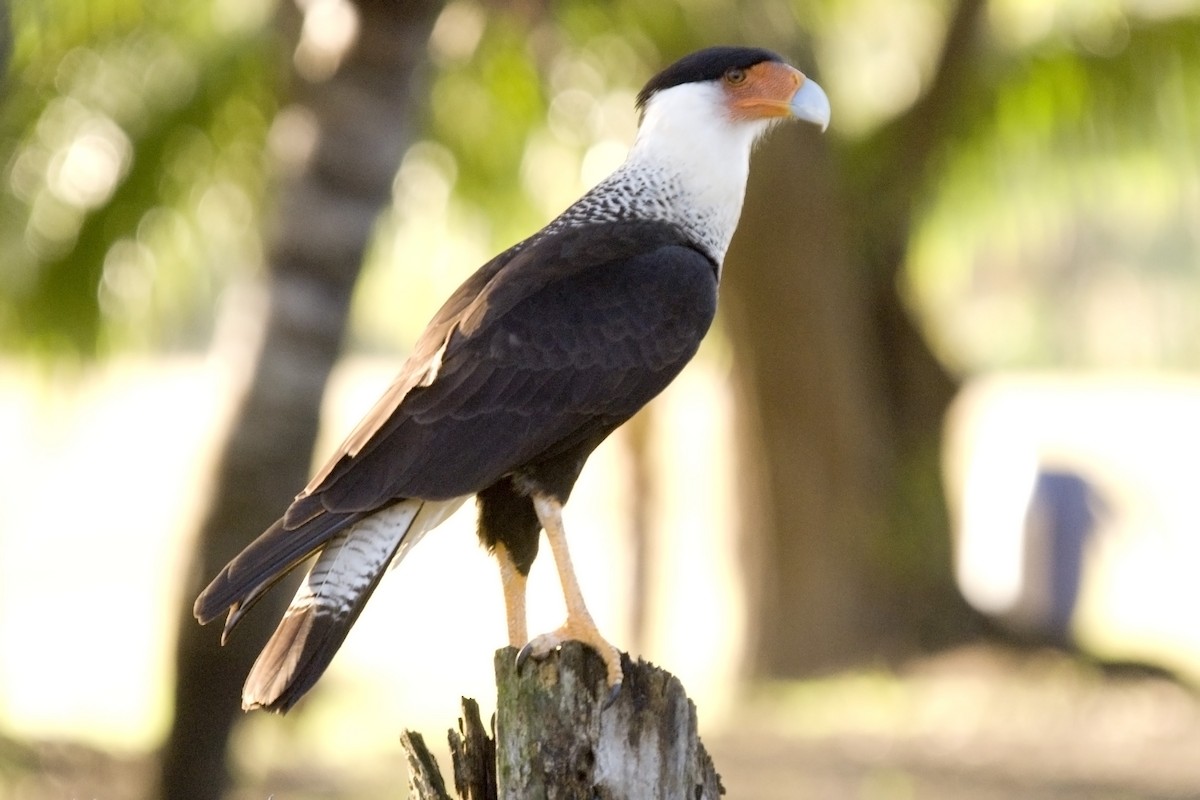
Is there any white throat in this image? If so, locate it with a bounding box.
[544,81,774,267]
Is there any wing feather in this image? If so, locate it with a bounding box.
[292,221,718,516]
[196,221,717,713]
[293,240,531,505]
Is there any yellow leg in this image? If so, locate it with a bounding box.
[518,493,624,694]
[495,542,528,648]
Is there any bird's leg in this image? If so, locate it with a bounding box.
[494,542,528,648]
[518,493,623,695]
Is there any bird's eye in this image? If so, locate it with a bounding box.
[725,67,747,85]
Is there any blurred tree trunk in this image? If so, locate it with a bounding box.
[722,0,989,677]
[0,0,10,78]
[159,1,441,798]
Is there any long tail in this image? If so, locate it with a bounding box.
[195,497,464,713]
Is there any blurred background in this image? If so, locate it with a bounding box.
[2,0,1200,797]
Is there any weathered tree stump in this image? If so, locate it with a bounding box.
[402,643,724,799]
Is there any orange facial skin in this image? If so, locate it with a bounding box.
[724,60,807,121]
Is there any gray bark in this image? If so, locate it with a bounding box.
[403,644,723,800]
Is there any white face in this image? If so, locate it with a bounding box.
[632,57,821,157]
[635,80,779,159]
[621,80,779,265]
[547,59,828,266]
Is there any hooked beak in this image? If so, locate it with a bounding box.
[727,61,831,132]
[789,76,830,132]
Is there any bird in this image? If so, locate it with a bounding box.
[194,45,831,713]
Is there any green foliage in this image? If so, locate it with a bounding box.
[427,18,546,240]
[413,0,816,251]
[4,0,1198,372]
[909,11,1200,369]
[0,0,276,358]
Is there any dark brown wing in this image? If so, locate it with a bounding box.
[193,239,530,630]
[288,220,718,521]
[295,239,530,502]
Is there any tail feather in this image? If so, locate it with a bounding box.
[193,509,369,629]
[240,542,394,712]
[239,497,465,712]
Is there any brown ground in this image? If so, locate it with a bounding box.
[711,646,1200,800]
[5,646,1200,800]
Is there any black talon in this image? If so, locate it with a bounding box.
[515,641,534,670]
[602,681,622,710]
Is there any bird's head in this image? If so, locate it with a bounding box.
[563,47,830,264]
[618,47,829,259]
[634,46,831,143]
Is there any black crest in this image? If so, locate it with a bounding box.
[635,46,784,113]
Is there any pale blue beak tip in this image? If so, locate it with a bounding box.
[790,79,831,132]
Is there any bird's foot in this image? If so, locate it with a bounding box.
[516,617,623,706]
